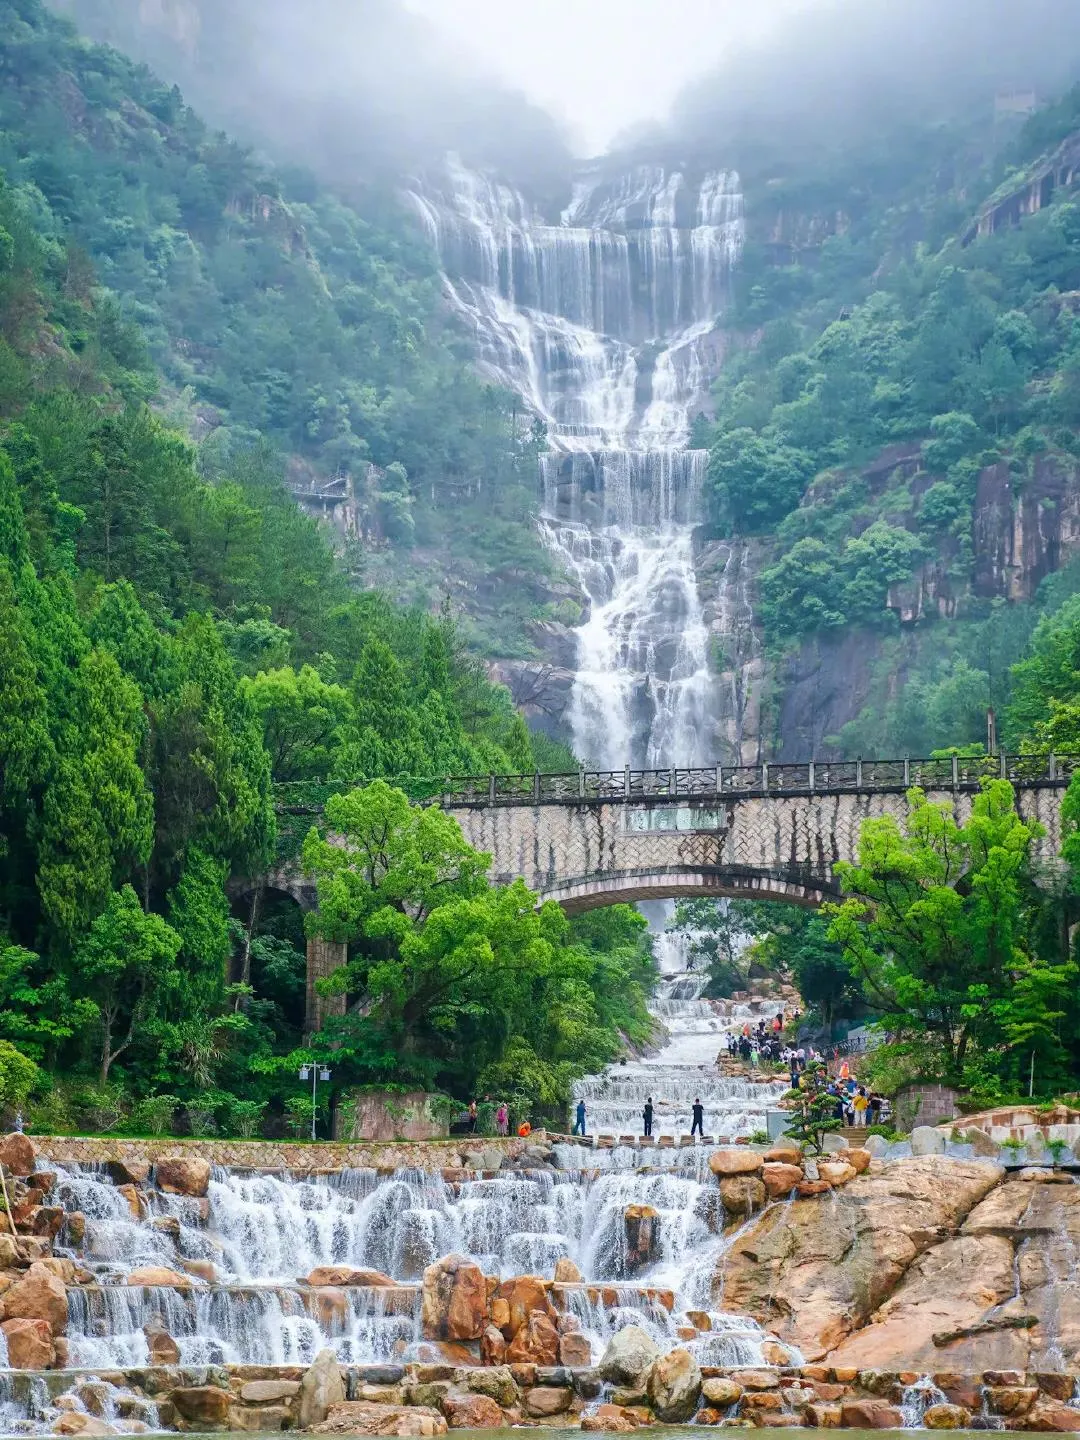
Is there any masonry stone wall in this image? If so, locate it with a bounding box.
[448,785,1065,910]
[893,1082,960,1129]
[32,1132,539,1173]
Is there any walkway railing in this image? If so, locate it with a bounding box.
[275,753,1078,813]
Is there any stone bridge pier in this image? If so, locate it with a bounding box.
[271,756,1073,1034]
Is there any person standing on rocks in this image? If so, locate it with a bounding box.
[643,1097,654,1138]
[467,1099,478,1133]
[495,1101,508,1136]
[691,1097,705,1138]
[573,1098,587,1136]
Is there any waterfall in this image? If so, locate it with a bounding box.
[409,153,744,771]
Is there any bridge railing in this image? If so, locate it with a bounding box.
[274,754,1080,815]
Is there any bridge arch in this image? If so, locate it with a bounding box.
[542,865,837,913]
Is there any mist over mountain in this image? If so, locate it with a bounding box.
[658,0,1080,167]
[50,0,572,186]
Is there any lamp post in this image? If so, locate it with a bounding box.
[298,1064,332,1142]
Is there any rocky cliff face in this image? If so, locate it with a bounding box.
[718,1155,1080,1372]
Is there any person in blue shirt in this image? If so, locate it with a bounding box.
[573,1099,587,1135]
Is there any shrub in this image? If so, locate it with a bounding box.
[27,1089,74,1136]
[129,1094,179,1137]
[71,1085,128,1133]
[225,1098,267,1139]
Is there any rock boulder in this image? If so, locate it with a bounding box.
[3,1262,68,1332]
[646,1348,702,1422]
[709,1149,763,1177]
[2,1317,54,1368]
[719,1156,1003,1360]
[597,1325,660,1386]
[154,1156,211,1197]
[0,1133,36,1178]
[299,1348,346,1429]
[421,1255,487,1342]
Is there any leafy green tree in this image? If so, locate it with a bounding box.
[828,781,1074,1086]
[37,647,154,945]
[759,538,847,636]
[74,885,182,1084]
[708,429,814,532]
[783,1064,842,1154]
[0,1039,40,1111]
[243,665,352,782]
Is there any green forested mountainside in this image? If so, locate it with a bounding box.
[0,124,649,1135]
[706,91,1080,754]
[0,0,559,656]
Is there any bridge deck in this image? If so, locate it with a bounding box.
[276,754,1076,813]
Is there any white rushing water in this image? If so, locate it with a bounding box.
[39,1149,790,1373]
[409,157,744,768]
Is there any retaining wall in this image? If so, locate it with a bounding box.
[31,1132,539,1173]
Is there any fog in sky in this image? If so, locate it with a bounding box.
[403,0,815,155]
[55,0,1080,181]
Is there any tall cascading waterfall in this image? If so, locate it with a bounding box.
[408,156,742,768]
[409,156,778,1137]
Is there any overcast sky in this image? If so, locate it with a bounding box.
[402,0,817,154]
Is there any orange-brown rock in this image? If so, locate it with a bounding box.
[924,1403,971,1429]
[505,1311,558,1366]
[558,1331,592,1367]
[763,1146,802,1166]
[647,1347,702,1422]
[762,1163,804,1198]
[580,1404,641,1432]
[798,1179,833,1196]
[701,1378,743,1407]
[315,1402,447,1436]
[308,1266,395,1288]
[739,1391,783,1412]
[107,1158,151,1186]
[803,1402,843,1427]
[495,1275,554,1338]
[154,1156,211,1197]
[524,1387,572,1417]
[439,1392,504,1428]
[480,1325,506,1366]
[311,1288,348,1330]
[709,1148,763,1177]
[421,1256,487,1343]
[846,1149,872,1175]
[1024,1399,1080,1431]
[0,1133,36,1178]
[986,1386,1038,1416]
[818,1161,857,1187]
[2,1316,54,1368]
[125,1266,191,1290]
[719,1175,766,1216]
[840,1399,904,1428]
[170,1386,232,1426]
[144,1325,180,1365]
[623,1206,660,1273]
[3,1262,67,1332]
[553,1258,582,1283]
[719,1156,1003,1362]
[181,1259,216,1284]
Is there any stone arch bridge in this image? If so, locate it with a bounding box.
[266,754,1074,1032]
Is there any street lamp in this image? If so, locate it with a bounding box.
[298,1064,332,1142]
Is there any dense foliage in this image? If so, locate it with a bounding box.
[828,780,1078,1106]
[0,129,635,1135]
[0,0,562,655]
[703,91,1080,756]
[300,782,655,1104]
